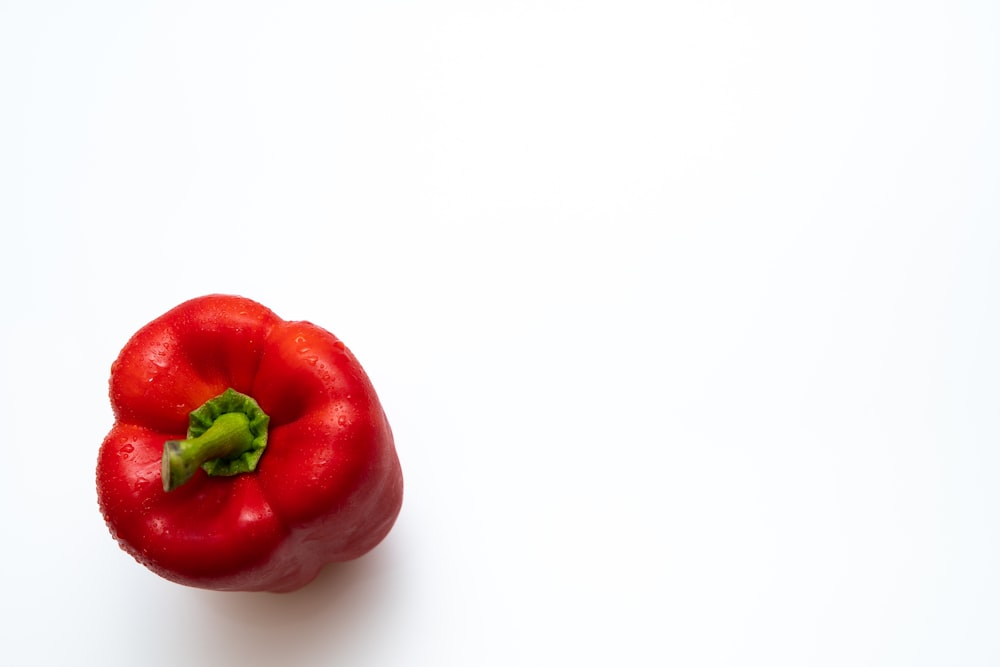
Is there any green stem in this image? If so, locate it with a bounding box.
[162,413,254,492]
[160,388,271,492]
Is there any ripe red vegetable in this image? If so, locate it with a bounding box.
[96,295,403,592]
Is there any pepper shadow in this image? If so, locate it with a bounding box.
[189,544,405,666]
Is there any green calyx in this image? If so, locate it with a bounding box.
[161,388,270,492]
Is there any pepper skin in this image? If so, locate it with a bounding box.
[96,295,403,592]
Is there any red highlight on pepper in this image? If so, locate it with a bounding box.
[96,295,403,592]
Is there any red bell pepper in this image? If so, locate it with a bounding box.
[96,295,403,592]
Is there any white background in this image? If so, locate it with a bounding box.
[1,1,998,665]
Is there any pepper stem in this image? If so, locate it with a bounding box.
[161,388,271,492]
[163,413,253,491]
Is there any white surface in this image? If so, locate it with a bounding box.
[1,1,999,665]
